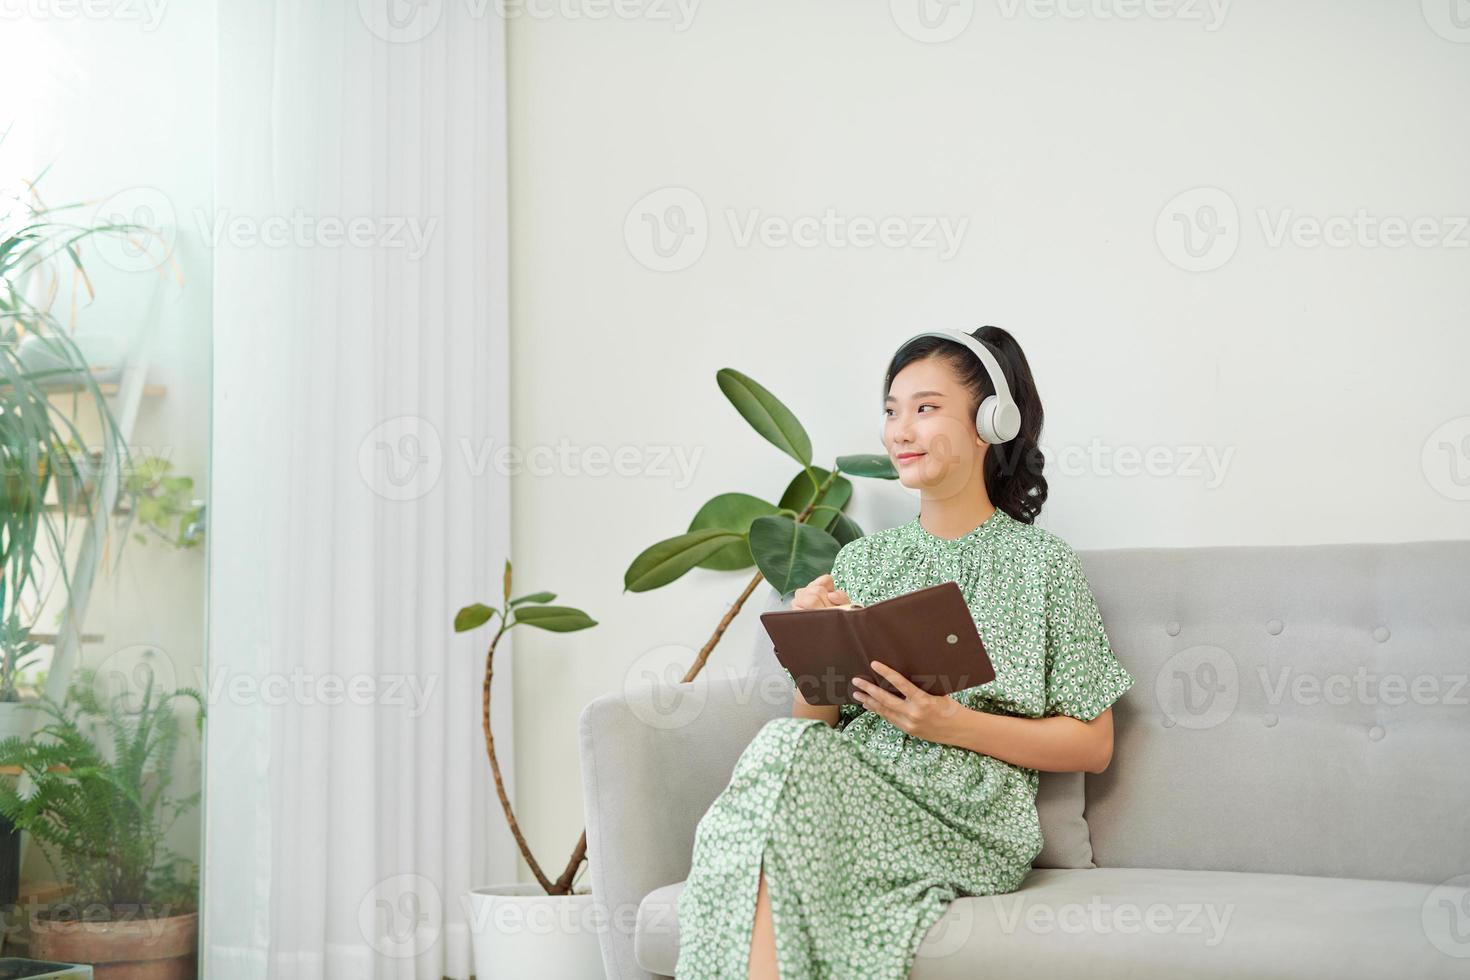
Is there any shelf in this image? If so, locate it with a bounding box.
[44,380,167,398]
[24,633,104,647]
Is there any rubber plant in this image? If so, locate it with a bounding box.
[623,367,899,679]
[453,561,596,895]
[455,369,899,895]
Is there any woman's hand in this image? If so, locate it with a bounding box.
[791,573,850,610]
[851,661,964,743]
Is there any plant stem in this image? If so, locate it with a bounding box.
[484,464,840,896]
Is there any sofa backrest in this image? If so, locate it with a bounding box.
[1079,539,1470,885]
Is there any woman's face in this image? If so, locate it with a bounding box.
[883,355,987,495]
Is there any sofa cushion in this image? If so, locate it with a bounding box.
[635,866,1469,979]
[1076,541,1470,884]
[747,584,1096,870]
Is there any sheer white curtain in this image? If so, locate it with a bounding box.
[204,3,514,978]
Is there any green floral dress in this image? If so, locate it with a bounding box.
[673,506,1135,979]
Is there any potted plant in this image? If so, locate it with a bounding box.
[450,372,898,977]
[453,560,603,979]
[117,453,204,550]
[0,665,203,977]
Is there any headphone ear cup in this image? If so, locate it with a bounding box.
[977,396,1022,444]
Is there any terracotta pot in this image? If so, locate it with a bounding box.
[30,910,197,980]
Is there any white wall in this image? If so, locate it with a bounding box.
[505,1,1470,881]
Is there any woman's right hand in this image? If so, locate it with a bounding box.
[791,574,850,610]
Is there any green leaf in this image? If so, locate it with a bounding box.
[687,492,780,571]
[453,603,499,633]
[826,512,864,546]
[624,528,744,592]
[747,515,842,595]
[510,591,556,607]
[776,467,852,531]
[835,453,898,479]
[715,368,811,466]
[512,605,598,632]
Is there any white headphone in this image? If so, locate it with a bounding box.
[882,328,1023,447]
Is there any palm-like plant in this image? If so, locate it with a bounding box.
[0,665,204,916]
[1,125,165,697]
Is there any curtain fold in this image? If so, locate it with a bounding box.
[205,3,513,977]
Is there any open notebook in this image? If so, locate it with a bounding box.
[759,580,995,706]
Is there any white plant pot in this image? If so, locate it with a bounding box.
[466,883,605,980]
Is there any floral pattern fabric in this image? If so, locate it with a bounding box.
[674,506,1135,979]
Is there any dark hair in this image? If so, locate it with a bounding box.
[884,325,1048,524]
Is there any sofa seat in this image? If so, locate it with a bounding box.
[633,865,1466,979]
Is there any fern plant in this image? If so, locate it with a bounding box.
[0,665,204,918]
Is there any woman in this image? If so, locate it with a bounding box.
[674,326,1134,979]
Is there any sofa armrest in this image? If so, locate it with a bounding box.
[578,668,792,980]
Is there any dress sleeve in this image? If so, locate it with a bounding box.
[1043,546,1134,721]
[829,537,862,603]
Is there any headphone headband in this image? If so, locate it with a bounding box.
[883,328,1022,444]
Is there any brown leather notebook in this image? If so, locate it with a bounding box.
[760,580,995,707]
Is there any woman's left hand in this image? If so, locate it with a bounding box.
[851,661,965,743]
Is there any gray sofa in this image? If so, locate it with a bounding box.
[578,539,1470,979]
